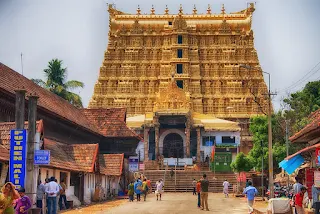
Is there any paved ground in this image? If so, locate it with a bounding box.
[64,193,252,214]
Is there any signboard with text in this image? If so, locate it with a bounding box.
[314,171,320,188]
[129,156,139,172]
[9,129,27,189]
[34,150,50,165]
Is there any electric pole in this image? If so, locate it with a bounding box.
[285,120,290,186]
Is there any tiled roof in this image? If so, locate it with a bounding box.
[0,63,101,136]
[290,109,320,142]
[44,139,99,172]
[99,154,124,176]
[0,121,43,161]
[82,108,141,139]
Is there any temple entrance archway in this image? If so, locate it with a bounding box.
[162,133,184,158]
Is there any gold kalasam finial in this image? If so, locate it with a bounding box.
[151,5,155,15]
[178,4,183,16]
[165,5,169,15]
[221,4,226,15]
[207,4,211,14]
[137,5,141,15]
[193,5,197,15]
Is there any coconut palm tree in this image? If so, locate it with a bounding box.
[32,59,84,108]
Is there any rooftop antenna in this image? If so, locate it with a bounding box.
[20,52,24,75]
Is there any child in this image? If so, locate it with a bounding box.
[295,186,307,214]
[15,187,31,214]
[196,180,201,208]
[155,179,164,201]
[128,181,134,202]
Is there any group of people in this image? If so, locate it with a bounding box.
[36,176,69,214]
[128,177,164,202]
[0,182,31,214]
[192,174,210,211]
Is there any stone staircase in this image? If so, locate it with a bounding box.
[142,170,238,193]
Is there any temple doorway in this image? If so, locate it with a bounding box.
[163,133,184,158]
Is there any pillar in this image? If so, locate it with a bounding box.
[144,127,149,161]
[155,125,159,157]
[197,128,201,162]
[26,94,38,205]
[186,126,190,158]
[15,90,26,129]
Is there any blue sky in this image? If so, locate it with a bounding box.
[0,0,319,109]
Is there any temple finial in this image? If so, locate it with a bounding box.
[193,5,197,15]
[136,5,141,15]
[151,5,155,15]
[178,4,183,16]
[221,4,226,15]
[207,4,211,14]
[164,5,169,15]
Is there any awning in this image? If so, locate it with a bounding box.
[279,154,304,175]
[285,142,320,160]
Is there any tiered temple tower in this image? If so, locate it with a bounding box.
[89,4,269,156]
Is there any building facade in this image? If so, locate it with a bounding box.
[89,4,269,169]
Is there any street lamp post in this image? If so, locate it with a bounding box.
[239,64,274,198]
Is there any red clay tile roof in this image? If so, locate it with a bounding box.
[0,63,101,136]
[82,108,141,139]
[44,139,99,172]
[290,109,320,142]
[99,154,124,176]
[0,121,44,161]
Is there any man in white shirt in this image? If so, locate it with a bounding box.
[45,177,60,214]
[223,179,230,198]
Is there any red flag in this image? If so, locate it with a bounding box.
[211,142,216,161]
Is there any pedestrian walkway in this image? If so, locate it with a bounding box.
[63,193,250,214]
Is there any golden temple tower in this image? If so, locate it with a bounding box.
[89,3,269,154]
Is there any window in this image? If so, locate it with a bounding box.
[222,136,235,144]
[176,80,183,89]
[87,175,89,188]
[177,49,183,58]
[169,21,172,25]
[178,35,183,44]
[176,64,183,74]
[202,136,216,146]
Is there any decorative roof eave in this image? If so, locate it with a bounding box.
[290,120,320,143]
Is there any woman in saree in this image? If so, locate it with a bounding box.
[0,182,20,214]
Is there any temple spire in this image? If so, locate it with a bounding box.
[207,4,211,14]
[164,5,169,15]
[193,5,197,15]
[178,4,183,16]
[221,4,226,15]
[151,5,155,15]
[136,5,141,15]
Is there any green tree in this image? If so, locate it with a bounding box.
[283,80,320,132]
[230,152,253,172]
[32,59,84,108]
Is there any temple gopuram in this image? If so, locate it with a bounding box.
[89,4,269,171]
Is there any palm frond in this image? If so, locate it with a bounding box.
[65,91,83,108]
[65,80,84,90]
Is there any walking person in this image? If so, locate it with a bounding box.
[142,179,148,201]
[36,180,46,214]
[243,181,258,214]
[155,179,164,201]
[128,181,134,202]
[223,179,230,198]
[134,179,142,202]
[0,182,20,214]
[59,179,68,210]
[295,186,307,214]
[45,177,60,214]
[200,174,209,211]
[196,180,201,208]
[15,187,32,214]
[192,179,197,195]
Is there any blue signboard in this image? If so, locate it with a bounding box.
[129,156,139,172]
[9,129,27,189]
[34,150,50,165]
